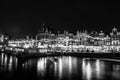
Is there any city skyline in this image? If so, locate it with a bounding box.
[1,24,120,36]
[1,1,120,80]
[1,1,120,35]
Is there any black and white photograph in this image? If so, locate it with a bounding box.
[1,1,120,80]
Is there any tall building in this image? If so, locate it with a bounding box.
[36,24,56,40]
[104,35,111,46]
[98,31,105,46]
[76,30,88,45]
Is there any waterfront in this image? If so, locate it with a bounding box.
[0,53,120,80]
[4,27,120,54]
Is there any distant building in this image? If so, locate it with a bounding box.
[0,33,9,47]
[110,27,120,45]
[90,31,99,37]
[76,30,88,45]
[36,28,56,40]
[36,24,56,40]
[5,25,120,52]
[104,35,111,46]
[98,31,105,46]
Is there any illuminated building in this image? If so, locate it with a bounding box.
[76,30,88,45]
[90,31,99,37]
[0,33,9,48]
[35,24,56,40]
[110,27,120,45]
[3,26,120,53]
[98,31,105,46]
[104,35,111,46]
[36,28,55,40]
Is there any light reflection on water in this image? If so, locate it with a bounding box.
[0,53,18,72]
[0,53,120,80]
[37,58,47,77]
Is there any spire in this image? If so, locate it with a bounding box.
[99,30,104,37]
[112,27,117,32]
[45,27,48,33]
[100,30,103,33]
[64,30,66,34]
[84,29,88,34]
[76,30,79,34]
[38,23,46,33]
[57,31,60,34]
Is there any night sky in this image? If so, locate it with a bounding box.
[1,1,120,35]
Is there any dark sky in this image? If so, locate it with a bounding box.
[1,1,120,35]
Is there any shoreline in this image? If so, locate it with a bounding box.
[2,50,120,59]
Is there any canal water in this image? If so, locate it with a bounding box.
[0,53,120,80]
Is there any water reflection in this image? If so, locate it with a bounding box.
[0,53,18,72]
[112,64,120,79]
[82,59,92,80]
[58,57,62,79]
[0,53,120,80]
[37,58,47,77]
[96,60,100,79]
